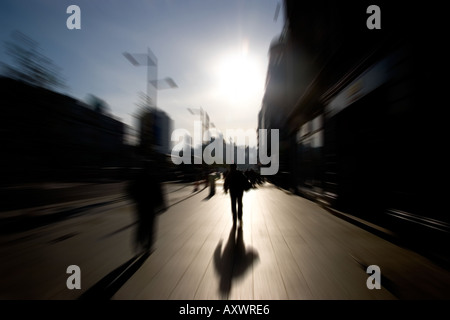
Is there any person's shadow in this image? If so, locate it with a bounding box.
[213,225,259,298]
[79,251,150,300]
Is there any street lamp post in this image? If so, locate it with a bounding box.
[187,107,217,144]
[124,47,178,156]
[187,107,205,136]
[123,47,178,110]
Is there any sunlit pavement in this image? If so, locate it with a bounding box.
[1,181,450,300]
[113,182,450,300]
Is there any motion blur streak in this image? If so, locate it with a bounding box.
[1,0,449,301]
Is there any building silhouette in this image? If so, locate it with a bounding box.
[1,77,127,183]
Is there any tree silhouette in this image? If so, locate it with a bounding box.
[1,30,66,90]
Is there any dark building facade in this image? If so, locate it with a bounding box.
[1,77,128,183]
[259,0,448,247]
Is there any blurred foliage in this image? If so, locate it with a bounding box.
[1,30,66,90]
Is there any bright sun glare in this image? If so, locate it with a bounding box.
[216,51,265,105]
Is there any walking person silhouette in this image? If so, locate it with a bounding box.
[224,164,250,226]
[128,160,166,254]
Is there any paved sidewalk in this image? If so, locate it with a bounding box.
[0,181,197,234]
[112,183,450,300]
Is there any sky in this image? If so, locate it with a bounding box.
[0,0,284,146]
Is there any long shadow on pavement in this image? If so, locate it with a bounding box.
[213,225,259,299]
[79,251,151,300]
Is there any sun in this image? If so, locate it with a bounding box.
[216,51,265,105]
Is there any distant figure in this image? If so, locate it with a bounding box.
[245,169,264,188]
[224,164,250,226]
[127,161,166,254]
[208,171,216,197]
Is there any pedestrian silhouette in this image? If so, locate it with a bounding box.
[224,164,251,226]
[127,160,166,254]
[206,170,217,199]
[209,171,215,195]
